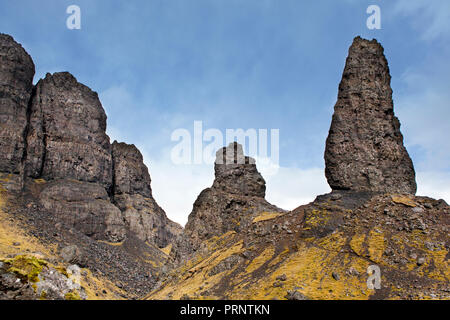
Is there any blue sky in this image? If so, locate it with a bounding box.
[1,0,449,225]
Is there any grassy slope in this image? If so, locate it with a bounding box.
[148,195,449,300]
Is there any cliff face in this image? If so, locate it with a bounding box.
[25,72,113,188]
[325,37,416,194]
[0,34,35,174]
[0,33,179,246]
[111,141,182,248]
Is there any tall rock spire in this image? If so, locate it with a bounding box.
[324,37,416,194]
[178,142,283,258]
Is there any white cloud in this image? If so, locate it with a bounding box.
[142,154,214,227]
[393,0,450,41]
[265,167,330,211]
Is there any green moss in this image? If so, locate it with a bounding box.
[304,209,331,229]
[40,290,47,300]
[65,291,81,300]
[56,266,69,277]
[4,255,48,283]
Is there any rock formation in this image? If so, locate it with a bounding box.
[0,34,35,174]
[25,72,113,188]
[325,36,416,194]
[179,142,283,257]
[213,142,266,197]
[112,141,182,248]
[0,34,179,246]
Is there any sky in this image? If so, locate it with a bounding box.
[1,0,449,225]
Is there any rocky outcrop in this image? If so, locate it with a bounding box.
[25,72,113,189]
[325,37,416,194]
[179,142,283,257]
[0,255,87,300]
[112,141,152,197]
[0,34,35,174]
[0,34,180,249]
[213,142,266,197]
[112,141,182,248]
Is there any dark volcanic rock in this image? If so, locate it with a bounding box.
[25,72,113,189]
[0,34,35,174]
[112,141,152,197]
[39,179,126,242]
[178,142,283,259]
[325,37,416,194]
[213,142,266,197]
[112,141,182,248]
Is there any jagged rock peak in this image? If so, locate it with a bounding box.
[213,142,265,198]
[111,140,182,247]
[325,36,416,194]
[0,33,35,173]
[111,141,152,197]
[25,71,113,189]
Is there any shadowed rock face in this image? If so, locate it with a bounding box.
[111,141,152,197]
[25,72,112,189]
[0,33,182,249]
[0,34,35,173]
[112,141,182,248]
[39,180,126,242]
[325,37,416,194]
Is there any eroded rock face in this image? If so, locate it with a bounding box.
[213,142,266,197]
[325,37,416,194]
[25,72,112,189]
[112,141,152,197]
[179,143,283,258]
[0,34,35,173]
[39,180,126,242]
[112,142,182,248]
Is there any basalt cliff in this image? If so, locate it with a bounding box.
[0,34,448,300]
